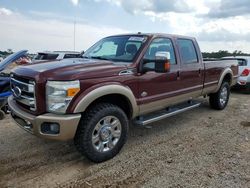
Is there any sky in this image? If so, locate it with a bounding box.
[0,0,250,53]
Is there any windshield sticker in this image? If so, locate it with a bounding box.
[128,37,145,42]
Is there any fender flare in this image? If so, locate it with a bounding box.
[214,67,233,92]
[73,84,139,118]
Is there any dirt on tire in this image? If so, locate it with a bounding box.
[0,92,249,188]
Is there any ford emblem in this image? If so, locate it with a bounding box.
[12,86,22,98]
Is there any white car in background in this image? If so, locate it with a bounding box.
[32,51,81,63]
[223,56,250,93]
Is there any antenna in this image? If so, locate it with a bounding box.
[73,17,76,51]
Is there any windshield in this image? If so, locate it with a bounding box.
[83,35,147,62]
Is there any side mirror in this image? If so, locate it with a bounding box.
[154,51,171,73]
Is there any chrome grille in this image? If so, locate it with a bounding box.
[10,77,36,111]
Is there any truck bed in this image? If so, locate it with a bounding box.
[202,59,238,95]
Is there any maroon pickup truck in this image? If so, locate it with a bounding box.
[9,33,238,162]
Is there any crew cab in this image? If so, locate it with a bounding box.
[8,33,238,162]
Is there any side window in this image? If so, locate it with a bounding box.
[144,38,176,65]
[177,39,198,64]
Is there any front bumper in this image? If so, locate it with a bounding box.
[8,96,81,141]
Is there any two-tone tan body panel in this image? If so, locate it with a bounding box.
[73,84,139,118]
[202,60,238,95]
[8,96,81,141]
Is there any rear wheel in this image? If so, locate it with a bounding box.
[74,103,129,163]
[209,82,230,110]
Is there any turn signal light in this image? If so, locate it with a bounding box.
[241,69,250,77]
[67,88,80,97]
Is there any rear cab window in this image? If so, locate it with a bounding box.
[64,54,80,59]
[177,39,198,64]
[237,59,247,66]
[34,53,59,60]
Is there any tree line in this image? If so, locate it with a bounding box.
[202,50,250,59]
[1,49,250,59]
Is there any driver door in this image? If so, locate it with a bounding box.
[138,37,182,114]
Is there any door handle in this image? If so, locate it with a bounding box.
[177,71,180,80]
[198,69,201,77]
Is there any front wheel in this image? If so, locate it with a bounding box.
[74,103,129,163]
[209,82,230,110]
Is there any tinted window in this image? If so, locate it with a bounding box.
[237,59,247,66]
[177,39,198,64]
[144,38,176,65]
[64,54,80,59]
[34,53,59,60]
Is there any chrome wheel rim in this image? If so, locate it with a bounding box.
[92,116,122,153]
[220,86,228,106]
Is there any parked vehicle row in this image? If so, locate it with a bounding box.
[33,51,81,63]
[0,50,28,119]
[222,56,250,93]
[0,50,81,118]
[7,33,239,162]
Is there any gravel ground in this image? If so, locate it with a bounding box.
[0,92,249,188]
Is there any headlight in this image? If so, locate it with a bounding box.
[46,80,80,114]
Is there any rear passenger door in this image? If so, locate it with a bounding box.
[177,39,204,97]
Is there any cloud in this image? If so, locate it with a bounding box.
[196,29,250,42]
[98,0,196,14]
[0,8,128,53]
[206,0,250,18]
[1,1,250,53]
[29,10,87,23]
[0,7,13,16]
[70,0,79,6]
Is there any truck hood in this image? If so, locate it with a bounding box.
[12,58,128,81]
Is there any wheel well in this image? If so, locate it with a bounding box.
[85,94,133,119]
[223,73,232,85]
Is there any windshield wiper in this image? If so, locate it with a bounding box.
[89,56,110,60]
[82,55,90,59]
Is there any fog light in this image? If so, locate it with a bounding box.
[41,123,60,134]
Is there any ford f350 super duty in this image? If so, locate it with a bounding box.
[8,33,238,162]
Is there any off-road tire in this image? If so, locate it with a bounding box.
[74,103,129,163]
[209,82,230,110]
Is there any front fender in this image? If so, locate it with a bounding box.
[73,84,139,118]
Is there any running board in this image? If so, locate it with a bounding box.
[134,101,201,126]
